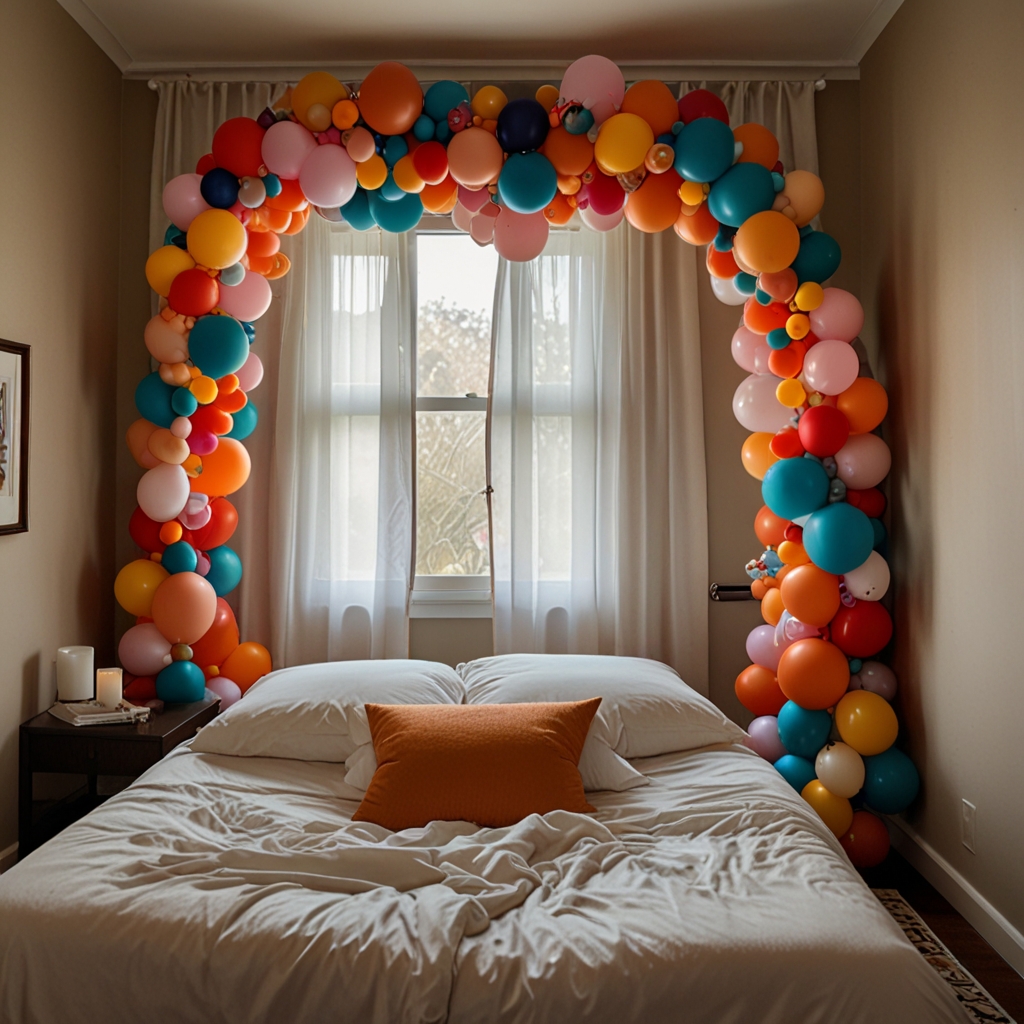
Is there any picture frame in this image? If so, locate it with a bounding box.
[0,339,29,535]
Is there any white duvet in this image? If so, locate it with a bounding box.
[0,742,966,1024]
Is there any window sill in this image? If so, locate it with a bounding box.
[409,589,492,619]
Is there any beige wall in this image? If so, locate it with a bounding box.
[0,0,122,850]
[860,0,1024,937]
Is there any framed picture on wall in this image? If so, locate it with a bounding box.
[0,339,29,535]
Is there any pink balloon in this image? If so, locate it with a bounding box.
[578,204,623,232]
[732,325,771,374]
[746,716,787,762]
[746,624,783,672]
[118,623,173,676]
[493,208,549,262]
[217,270,272,321]
[458,185,492,212]
[802,338,860,395]
[834,433,891,489]
[207,676,242,709]
[559,54,626,126]
[810,288,864,343]
[137,463,190,522]
[732,373,792,432]
[235,352,264,393]
[261,120,318,179]
[850,660,898,701]
[470,214,495,245]
[451,202,474,233]
[187,429,219,456]
[162,174,210,232]
[299,144,357,208]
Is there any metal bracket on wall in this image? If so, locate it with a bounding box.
[709,583,757,602]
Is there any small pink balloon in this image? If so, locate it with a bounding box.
[187,429,219,456]
[344,127,376,163]
[451,202,474,233]
[207,676,242,709]
[195,551,211,576]
[853,660,898,701]
[458,184,492,212]
[493,208,549,261]
[834,433,891,489]
[470,214,495,245]
[162,174,211,232]
[579,204,623,232]
[746,624,782,672]
[810,288,864,342]
[235,352,264,393]
[802,338,860,395]
[732,325,771,375]
[261,120,317,179]
[732,373,792,433]
[217,271,272,322]
[118,623,173,676]
[171,416,192,439]
[299,144,357,208]
[746,716,787,762]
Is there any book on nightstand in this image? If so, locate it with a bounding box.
[47,700,151,727]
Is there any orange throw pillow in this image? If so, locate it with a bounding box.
[351,699,601,831]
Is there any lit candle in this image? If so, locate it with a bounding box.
[96,668,123,709]
[57,646,94,702]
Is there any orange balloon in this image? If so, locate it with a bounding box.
[741,432,779,480]
[779,564,841,626]
[446,127,504,189]
[750,578,769,600]
[768,339,806,379]
[127,419,160,469]
[283,207,310,236]
[620,80,679,136]
[264,178,308,213]
[543,192,576,225]
[754,504,789,548]
[735,664,786,716]
[777,540,810,566]
[542,126,595,177]
[221,642,273,692]
[674,202,719,245]
[744,298,790,335]
[357,62,423,136]
[733,211,801,274]
[624,169,683,233]
[733,123,780,170]
[392,154,425,194]
[151,572,218,645]
[761,587,785,626]
[801,780,854,838]
[189,597,239,670]
[420,174,459,213]
[837,378,888,434]
[262,206,293,232]
[777,638,850,710]
[190,437,251,497]
[706,245,739,279]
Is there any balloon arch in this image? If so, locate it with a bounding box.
[116,55,916,866]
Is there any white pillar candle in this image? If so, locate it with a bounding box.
[96,668,123,709]
[56,646,94,702]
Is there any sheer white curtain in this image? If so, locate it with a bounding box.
[271,217,415,664]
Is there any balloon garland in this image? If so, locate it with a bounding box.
[115,57,914,863]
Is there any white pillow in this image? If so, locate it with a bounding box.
[191,660,464,762]
[458,654,745,758]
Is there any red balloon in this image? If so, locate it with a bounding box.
[189,498,239,550]
[191,404,234,437]
[798,404,851,458]
[677,88,729,125]
[847,488,887,518]
[123,674,157,701]
[129,506,164,553]
[190,597,240,671]
[831,601,893,658]
[212,117,267,178]
[195,153,216,176]
[581,167,626,216]
[841,810,890,868]
[412,141,449,185]
[168,268,220,318]
[770,428,804,459]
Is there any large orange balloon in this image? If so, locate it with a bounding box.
[190,597,239,671]
[734,123,780,170]
[733,211,801,274]
[542,126,595,176]
[190,438,251,497]
[837,378,888,435]
[674,202,718,245]
[755,504,788,548]
[420,174,459,213]
[358,62,423,136]
[221,642,272,692]
[446,127,504,189]
[620,80,679,136]
[742,432,778,480]
[735,664,786,716]
[779,564,841,627]
[777,638,850,709]
[624,169,682,234]
[151,572,217,645]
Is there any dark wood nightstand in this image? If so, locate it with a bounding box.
[18,696,219,859]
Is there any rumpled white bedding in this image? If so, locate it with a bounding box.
[0,742,966,1024]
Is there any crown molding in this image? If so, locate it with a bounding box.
[55,0,132,71]
[843,0,904,62]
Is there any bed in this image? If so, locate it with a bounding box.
[0,656,967,1024]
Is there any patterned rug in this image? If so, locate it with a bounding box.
[874,889,1016,1023]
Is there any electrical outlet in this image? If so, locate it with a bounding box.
[962,800,976,853]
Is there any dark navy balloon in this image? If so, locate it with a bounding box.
[200,167,240,209]
[496,98,550,154]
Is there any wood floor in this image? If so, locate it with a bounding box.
[863,851,1024,1021]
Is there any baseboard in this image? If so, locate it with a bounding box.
[0,842,17,874]
[888,817,1024,978]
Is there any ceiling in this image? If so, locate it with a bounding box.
[58,0,903,78]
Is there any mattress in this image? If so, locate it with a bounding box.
[0,739,966,1024]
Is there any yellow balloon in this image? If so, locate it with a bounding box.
[356,154,388,191]
[786,313,810,339]
[471,86,507,119]
[392,154,425,194]
[795,281,824,312]
[801,780,854,838]
[186,209,247,270]
[741,432,778,480]
[145,246,195,297]
[291,72,349,131]
[190,375,219,405]
[776,378,807,408]
[835,691,899,756]
[778,540,810,565]
[594,113,654,175]
[114,558,170,617]
[535,84,559,112]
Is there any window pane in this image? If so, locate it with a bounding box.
[417,234,497,397]
[416,411,489,576]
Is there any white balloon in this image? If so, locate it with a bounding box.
[732,373,792,433]
[815,742,865,799]
[844,550,890,601]
[137,463,190,522]
[579,204,624,232]
[711,273,746,305]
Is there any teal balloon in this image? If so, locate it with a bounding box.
[767,328,790,349]
[734,272,756,295]
[791,231,842,283]
[161,540,197,574]
[164,224,187,249]
[219,262,245,287]
[863,748,919,814]
[156,660,205,703]
[673,117,735,183]
[424,81,469,122]
[708,163,776,227]
[775,754,816,793]
[262,173,282,198]
[761,457,830,521]
[135,373,176,428]
[171,386,198,417]
[227,401,258,440]
[498,152,557,215]
[803,502,874,575]
[341,189,375,231]
[871,517,887,551]
[434,120,452,143]
[380,171,405,201]
[368,191,423,233]
[205,544,243,596]
[777,701,831,759]
[383,135,408,168]
[188,315,249,379]
[413,115,436,142]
